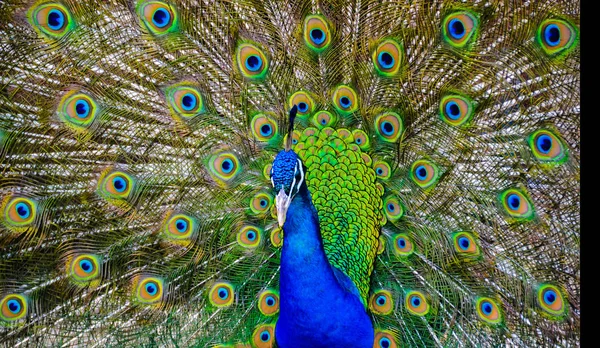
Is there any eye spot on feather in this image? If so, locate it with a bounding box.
[163,213,197,241]
[236,43,269,79]
[442,11,479,48]
[375,112,403,142]
[250,193,273,215]
[410,160,440,189]
[536,284,567,319]
[303,15,332,52]
[270,227,283,247]
[383,196,404,222]
[332,85,358,114]
[374,330,398,348]
[251,114,278,143]
[405,291,429,316]
[289,91,315,118]
[209,282,234,307]
[207,152,241,185]
[352,129,370,150]
[258,290,279,316]
[369,290,393,315]
[452,232,479,257]
[374,161,391,180]
[372,39,403,76]
[98,171,135,202]
[57,91,99,130]
[499,188,535,221]
[476,297,502,325]
[137,1,177,35]
[252,324,275,348]
[28,2,74,39]
[393,233,414,256]
[3,197,37,228]
[237,226,262,249]
[528,129,567,163]
[537,18,578,56]
[440,95,473,126]
[312,111,337,128]
[0,294,27,322]
[165,84,205,119]
[135,277,164,304]
[136,0,178,36]
[68,254,101,283]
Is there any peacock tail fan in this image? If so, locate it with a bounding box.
[0,0,579,347]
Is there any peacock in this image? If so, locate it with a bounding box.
[0,0,580,346]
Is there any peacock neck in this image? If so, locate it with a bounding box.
[279,185,331,289]
[275,184,374,348]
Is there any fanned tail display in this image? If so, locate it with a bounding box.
[0,0,579,346]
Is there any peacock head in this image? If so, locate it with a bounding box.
[270,105,305,227]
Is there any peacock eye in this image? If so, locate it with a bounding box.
[537,18,578,56]
[98,171,135,202]
[374,331,397,348]
[452,232,479,256]
[476,297,502,324]
[303,15,332,52]
[313,110,337,128]
[236,43,269,79]
[440,95,474,126]
[332,85,359,114]
[209,282,234,307]
[251,113,278,143]
[393,233,414,256]
[237,226,262,248]
[0,294,27,322]
[410,159,440,189]
[135,277,164,304]
[372,39,403,77]
[289,91,315,118]
[137,1,177,35]
[369,290,393,315]
[58,91,99,130]
[375,112,403,142]
[528,129,567,163]
[165,85,205,119]
[536,284,566,319]
[28,3,75,39]
[258,289,280,316]
[250,192,273,214]
[442,11,479,48]
[374,161,391,180]
[499,188,534,221]
[252,324,275,346]
[405,291,429,316]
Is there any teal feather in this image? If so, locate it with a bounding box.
[0,0,579,346]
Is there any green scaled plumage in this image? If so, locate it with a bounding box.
[0,0,579,347]
[294,126,383,304]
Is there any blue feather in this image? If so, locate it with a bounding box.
[276,183,374,348]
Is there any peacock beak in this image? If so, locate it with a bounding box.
[275,187,292,227]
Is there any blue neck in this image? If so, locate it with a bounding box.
[275,184,374,348]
